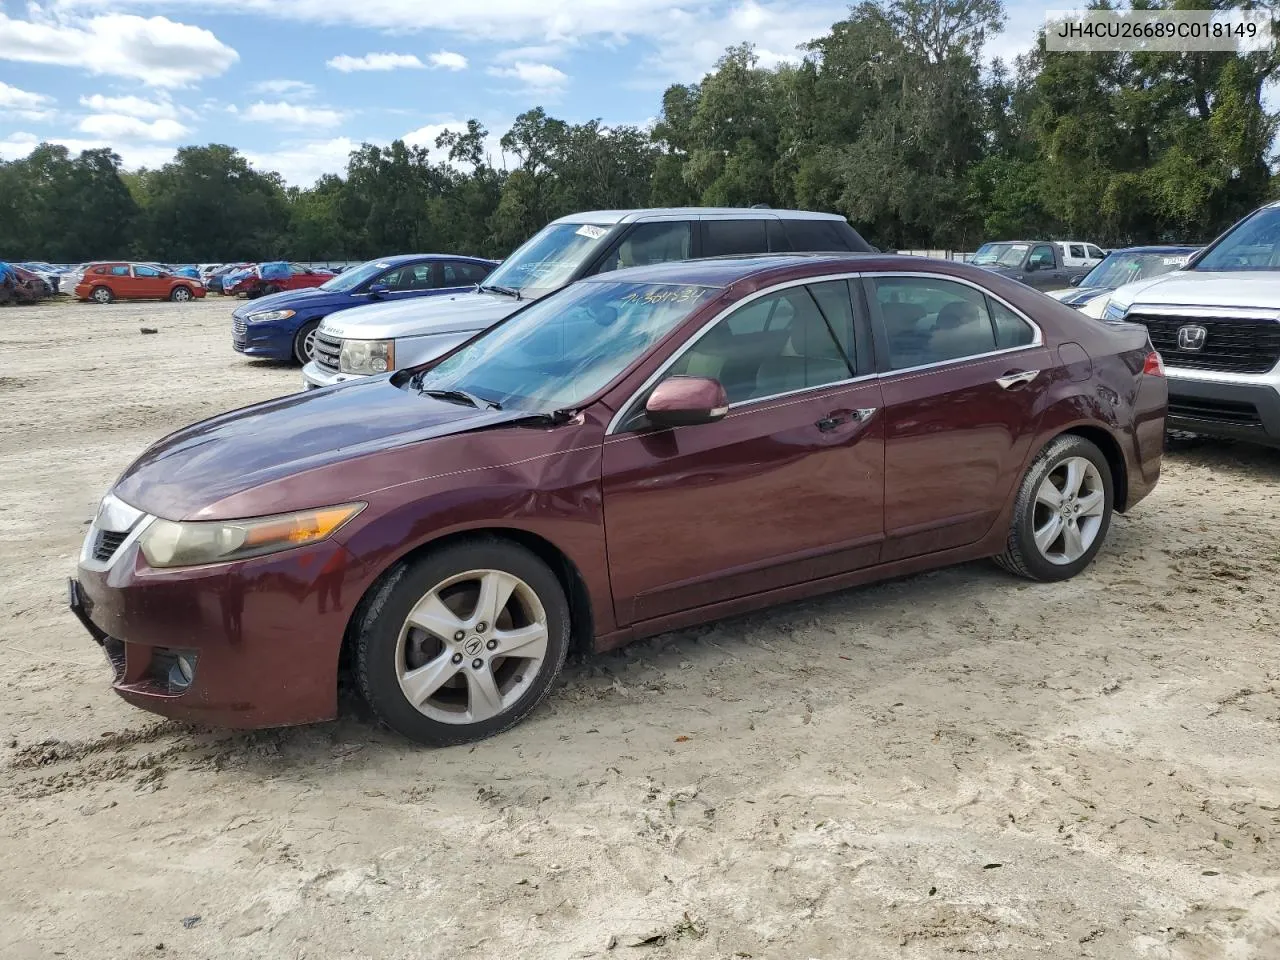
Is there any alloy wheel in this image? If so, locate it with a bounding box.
[1032,456,1105,565]
[395,569,549,725]
[93,288,111,304]
[173,287,191,302]
[303,326,319,360]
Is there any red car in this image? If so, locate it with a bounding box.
[70,254,1167,745]
[75,263,206,303]
[225,263,334,299]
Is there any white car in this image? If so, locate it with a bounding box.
[1059,241,1107,270]
[1097,202,1280,447]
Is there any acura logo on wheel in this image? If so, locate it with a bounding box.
[463,636,484,657]
[1176,324,1208,351]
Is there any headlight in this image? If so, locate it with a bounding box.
[1102,300,1128,322]
[247,309,296,323]
[339,339,395,375]
[139,503,365,568]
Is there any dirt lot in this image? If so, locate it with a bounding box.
[1,297,1278,959]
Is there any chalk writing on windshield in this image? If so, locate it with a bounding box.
[619,286,711,306]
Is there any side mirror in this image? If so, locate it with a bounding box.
[645,376,729,428]
[1069,275,1084,287]
[1024,259,1039,272]
[368,283,389,297]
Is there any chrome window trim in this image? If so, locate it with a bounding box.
[606,272,868,435]
[605,268,1047,436]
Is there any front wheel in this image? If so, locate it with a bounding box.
[995,434,1114,582]
[170,286,193,302]
[354,538,571,746]
[261,283,281,296]
[292,319,320,365]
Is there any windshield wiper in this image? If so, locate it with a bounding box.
[480,284,523,301]
[422,388,502,411]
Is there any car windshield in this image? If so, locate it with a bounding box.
[417,280,716,412]
[320,258,399,292]
[480,222,613,297]
[1194,207,1280,271]
[971,242,1030,267]
[1081,250,1191,289]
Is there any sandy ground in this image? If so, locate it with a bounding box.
[1,297,1278,960]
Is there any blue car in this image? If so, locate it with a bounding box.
[232,254,497,364]
[1047,245,1198,307]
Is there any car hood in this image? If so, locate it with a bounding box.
[319,290,524,341]
[113,377,533,521]
[1047,286,1105,306]
[1110,271,1280,312]
[232,286,351,317]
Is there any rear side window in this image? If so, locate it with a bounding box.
[93,266,108,275]
[987,297,1035,348]
[448,261,492,284]
[872,276,997,369]
[1069,244,1086,260]
[111,266,129,276]
[783,219,854,252]
[596,221,693,273]
[701,219,769,257]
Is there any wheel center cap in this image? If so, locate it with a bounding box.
[462,636,484,657]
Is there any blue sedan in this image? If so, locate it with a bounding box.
[232,254,497,364]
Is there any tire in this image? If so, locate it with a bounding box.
[170,286,193,302]
[262,283,281,296]
[355,537,571,746]
[995,434,1114,582]
[292,319,320,365]
[90,286,113,305]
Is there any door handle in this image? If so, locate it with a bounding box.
[816,408,878,431]
[996,370,1039,389]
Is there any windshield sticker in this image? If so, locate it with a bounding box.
[1162,256,1189,265]
[620,286,711,305]
[575,224,609,240]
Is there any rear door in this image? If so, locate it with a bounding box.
[110,264,136,297]
[601,277,884,626]
[863,272,1052,560]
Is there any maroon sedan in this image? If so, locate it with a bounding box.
[70,254,1168,745]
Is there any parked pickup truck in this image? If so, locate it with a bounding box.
[1098,201,1280,448]
[971,241,1097,291]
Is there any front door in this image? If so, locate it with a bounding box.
[864,273,1052,560]
[131,264,166,298]
[1023,243,1067,290]
[602,279,885,626]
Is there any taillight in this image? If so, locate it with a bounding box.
[1142,351,1164,377]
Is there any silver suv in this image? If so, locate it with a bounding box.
[301,207,872,389]
[1099,201,1280,447]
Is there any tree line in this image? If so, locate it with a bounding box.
[2,0,1276,265]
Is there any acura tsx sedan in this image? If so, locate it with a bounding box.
[70,254,1168,746]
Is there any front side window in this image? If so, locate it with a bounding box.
[418,280,715,412]
[381,264,433,290]
[701,219,769,257]
[596,221,693,273]
[663,285,855,405]
[1029,244,1056,268]
[872,276,1032,370]
[133,265,161,278]
[1195,206,1280,271]
[481,221,614,297]
[320,258,394,292]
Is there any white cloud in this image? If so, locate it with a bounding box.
[327,52,425,72]
[252,78,316,96]
[244,137,357,187]
[77,114,189,141]
[243,101,345,129]
[79,93,182,120]
[0,132,177,169]
[0,80,56,121]
[487,61,568,93]
[0,12,238,87]
[428,50,468,70]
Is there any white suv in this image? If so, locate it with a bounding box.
[301,207,872,389]
[1098,202,1280,448]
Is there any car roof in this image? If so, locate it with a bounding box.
[581,253,895,287]
[552,207,849,226]
[1104,245,1198,254]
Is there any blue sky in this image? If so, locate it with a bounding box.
[0,0,1056,186]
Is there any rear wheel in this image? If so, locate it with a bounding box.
[170,286,193,302]
[90,286,113,304]
[355,538,570,746]
[995,434,1114,582]
[292,320,320,365]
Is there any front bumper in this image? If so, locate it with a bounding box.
[1165,369,1280,448]
[232,313,301,361]
[302,360,364,389]
[70,532,365,729]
